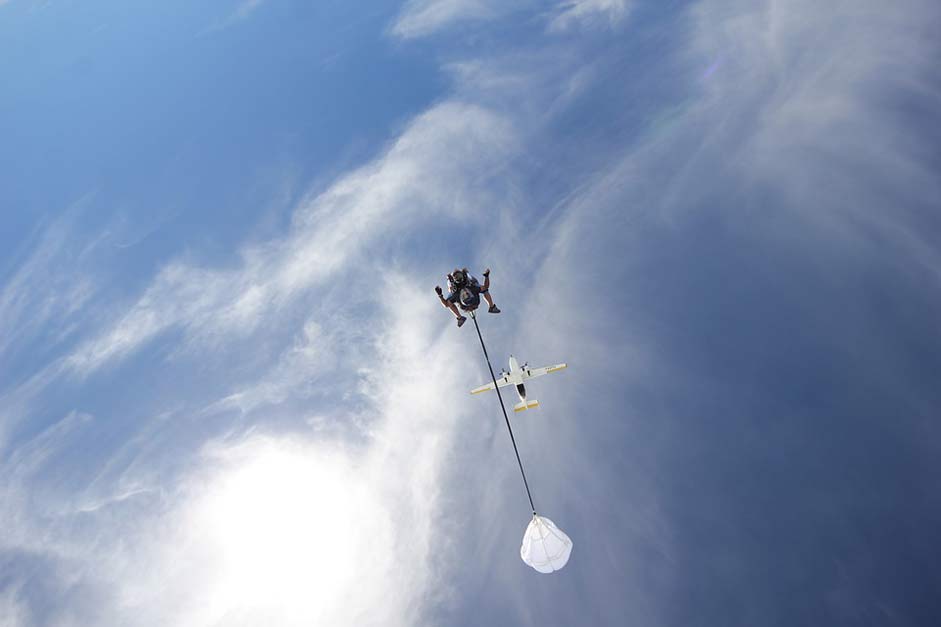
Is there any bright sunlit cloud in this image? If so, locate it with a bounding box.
[184,438,393,624]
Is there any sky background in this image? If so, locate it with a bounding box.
[2,0,941,625]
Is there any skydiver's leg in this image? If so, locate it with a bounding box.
[442,297,462,317]
[479,268,499,313]
[481,289,500,313]
[450,301,468,326]
[436,286,466,322]
[446,301,463,318]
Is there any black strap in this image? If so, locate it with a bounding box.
[470,312,537,515]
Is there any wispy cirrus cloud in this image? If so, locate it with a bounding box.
[203,0,269,33]
[390,0,511,38]
[547,0,633,32]
[64,102,516,378]
[3,0,940,624]
[386,0,940,623]
[491,1,941,621]
[0,204,100,370]
[231,0,265,21]
[0,288,468,625]
[0,590,27,627]
[0,97,516,624]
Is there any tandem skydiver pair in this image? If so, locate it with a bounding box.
[434,267,500,327]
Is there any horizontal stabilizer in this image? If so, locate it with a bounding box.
[513,399,540,413]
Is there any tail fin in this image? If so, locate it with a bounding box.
[513,399,540,413]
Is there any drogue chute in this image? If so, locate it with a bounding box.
[520,514,573,574]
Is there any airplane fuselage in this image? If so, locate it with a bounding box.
[505,355,529,402]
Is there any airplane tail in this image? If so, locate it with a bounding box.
[513,399,539,413]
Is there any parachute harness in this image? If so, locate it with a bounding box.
[469,310,537,516]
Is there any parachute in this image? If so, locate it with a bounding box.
[520,515,573,574]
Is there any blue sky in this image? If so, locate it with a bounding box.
[2,0,941,625]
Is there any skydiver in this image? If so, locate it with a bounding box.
[435,267,500,327]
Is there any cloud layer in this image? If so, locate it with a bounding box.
[2,0,940,625]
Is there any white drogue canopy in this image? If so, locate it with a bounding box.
[520,515,573,573]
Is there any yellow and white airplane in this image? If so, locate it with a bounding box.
[470,355,567,412]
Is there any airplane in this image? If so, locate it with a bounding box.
[470,355,567,412]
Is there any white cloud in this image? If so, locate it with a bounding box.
[203,319,333,415]
[686,0,941,241]
[208,0,268,32]
[64,102,517,377]
[548,0,632,32]
[4,0,938,623]
[442,0,941,617]
[0,99,516,625]
[0,205,99,366]
[0,588,29,627]
[391,0,506,39]
[231,0,264,21]
[140,293,463,626]
[0,280,470,625]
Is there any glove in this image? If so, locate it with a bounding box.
[483,268,490,277]
[435,286,443,296]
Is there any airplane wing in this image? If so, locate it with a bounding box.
[521,362,567,380]
[470,373,514,395]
